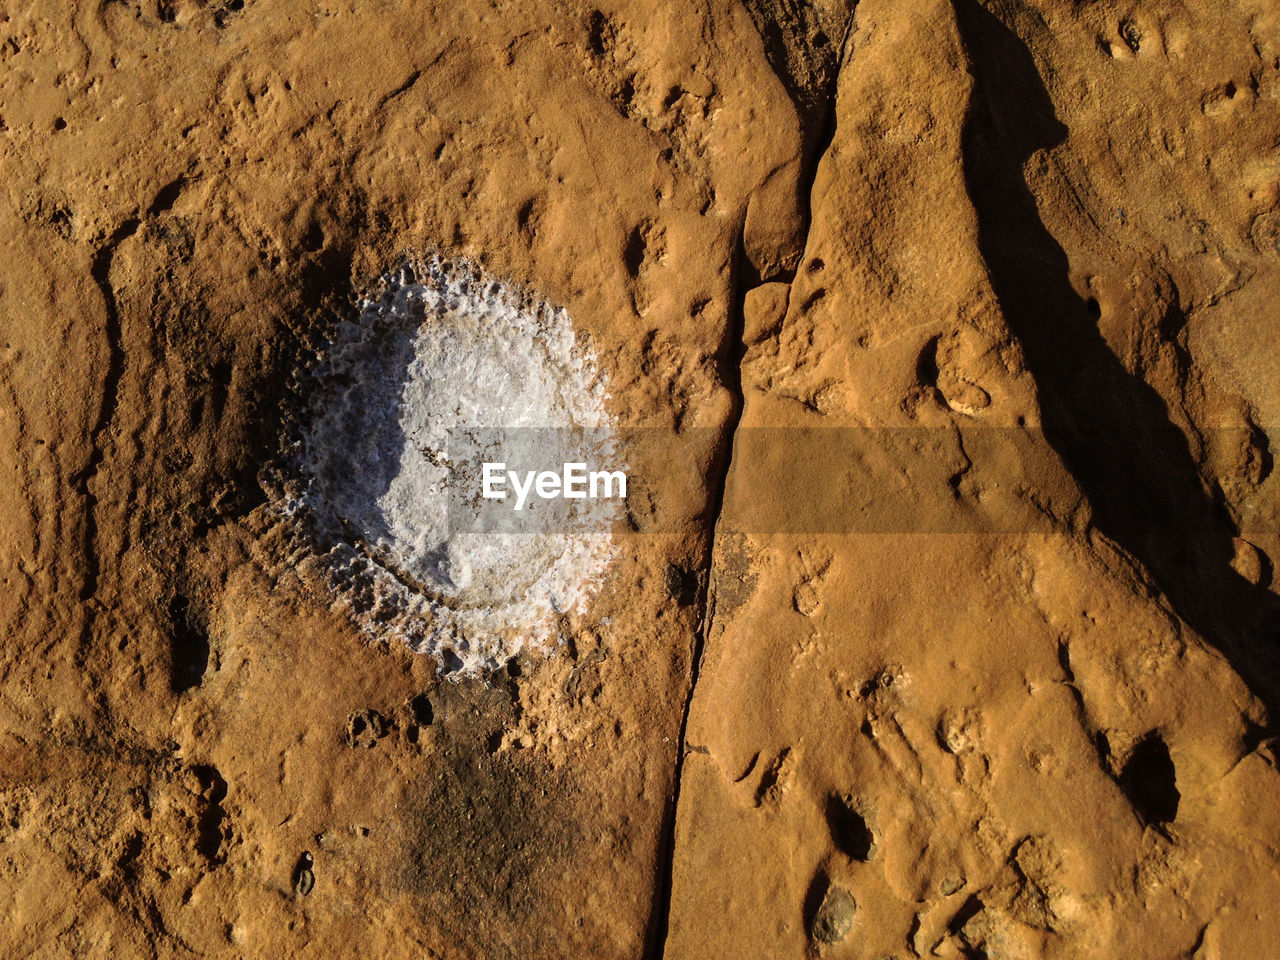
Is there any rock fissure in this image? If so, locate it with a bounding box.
[648,23,855,949]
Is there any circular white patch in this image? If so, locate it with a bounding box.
[289,254,617,675]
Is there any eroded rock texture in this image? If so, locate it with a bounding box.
[1,1,1277,958]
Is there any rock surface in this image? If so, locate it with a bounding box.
[1,1,1278,958]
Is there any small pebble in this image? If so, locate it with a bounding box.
[812,885,856,943]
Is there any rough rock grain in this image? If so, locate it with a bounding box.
[1,1,1278,958]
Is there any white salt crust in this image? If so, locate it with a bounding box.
[286,254,618,676]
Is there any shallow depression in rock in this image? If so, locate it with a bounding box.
[286,253,618,675]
